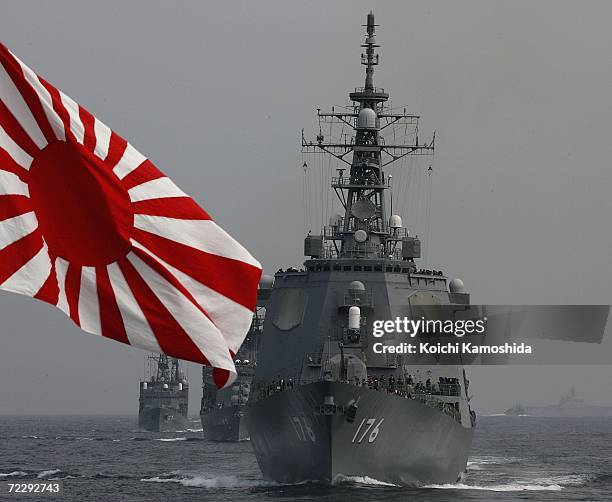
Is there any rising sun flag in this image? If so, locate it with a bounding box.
[0,44,261,388]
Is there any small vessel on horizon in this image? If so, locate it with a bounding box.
[504,388,612,417]
[138,355,189,432]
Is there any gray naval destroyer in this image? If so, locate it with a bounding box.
[200,306,264,441]
[138,355,189,432]
[246,12,476,486]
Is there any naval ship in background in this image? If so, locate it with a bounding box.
[200,305,265,441]
[138,355,189,432]
[505,388,612,417]
[246,13,476,485]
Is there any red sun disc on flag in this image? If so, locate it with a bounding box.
[29,140,134,266]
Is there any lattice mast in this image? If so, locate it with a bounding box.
[302,12,434,260]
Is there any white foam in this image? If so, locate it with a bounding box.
[155,437,187,442]
[140,473,269,488]
[0,471,27,478]
[333,474,398,486]
[424,482,563,492]
[532,474,594,486]
[467,455,520,465]
[37,469,61,479]
[466,464,485,471]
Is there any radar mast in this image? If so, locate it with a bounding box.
[302,12,434,261]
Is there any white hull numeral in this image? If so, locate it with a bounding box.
[352,417,385,444]
[290,415,316,442]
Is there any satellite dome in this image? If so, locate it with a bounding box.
[389,214,403,229]
[348,280,366,292]
[259,275,274,289]
[449,278,466,294]
[357,107,378,129]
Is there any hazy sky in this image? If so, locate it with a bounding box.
[1,0,611,415]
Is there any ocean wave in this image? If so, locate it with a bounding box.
[0,471,27,478]
[424,482,563,491]
[154,437,187,442]
[466,464,485,471]
[467,455,521,466]
[21,435,40,439]
[37,469,61,479]
[532,474,596,486]
[141,472,268,488]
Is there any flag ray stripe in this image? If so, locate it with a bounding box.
[0,123,33,169]
[0,230,43,285]
[120,159,163,191]
[96,266,129,344]
[0,100,40,158]
[0,149,29,183]
[113,143,146,180]
[1,241,50,296]
[0,194,31,222]
[131,197,211,220]
[93,117,111,161]
[133,215,260,269]
[132,229,260,311]
[78,106,96,151]
[117,256,210,365]
[38,78,74,142]
[54,257,70,313]
[212,368,231,389]
[0,211,37,251]
[106,261,160,351]
[131,239,252,353]
[65,263,82,324]
[126,251,237,379]
[0,170,29,196]
[0,48,47,148]
[34,259,58,305]
[103,132,128,170]
[3,46,64,142]
[130,244,213,323]
[59,91,85,144]
[77,266,101,335]
[128,177,186,203]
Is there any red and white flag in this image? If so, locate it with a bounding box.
[0,44,261,388]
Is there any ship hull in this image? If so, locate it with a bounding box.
[201,406,249,441]
[247,381,473,485]
[138,407,189,432]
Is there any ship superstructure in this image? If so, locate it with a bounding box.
[246,12,476,485]
[138,355,189,432]
[200,305,264,441]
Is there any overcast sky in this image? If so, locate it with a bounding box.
[1,0,611,415]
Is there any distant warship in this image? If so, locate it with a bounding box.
[505,388,612,417]
[246,13,476,485]
[200,306,264,441]
[138,355,189,432]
